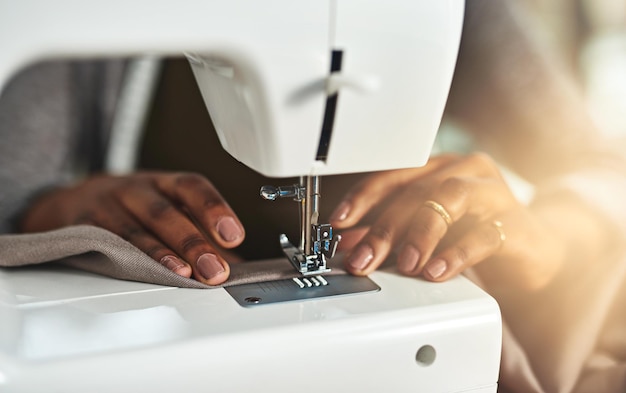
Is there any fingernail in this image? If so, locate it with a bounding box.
[160,255,186,274]
[398,244,420,273]
[330,201,351,222]
[197,253,225,279]
[347,243,374,271]
[216,216,243,243]
[425,259,447,279]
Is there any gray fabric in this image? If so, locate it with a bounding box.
[0,225,345,288]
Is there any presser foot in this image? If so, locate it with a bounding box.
[279,234,331,276]
[225,235,379,307]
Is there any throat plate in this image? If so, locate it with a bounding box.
[225,275,380,307]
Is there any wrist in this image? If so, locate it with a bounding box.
[530,190,618,266]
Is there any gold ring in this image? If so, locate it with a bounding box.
[423,200,453,227]
[492,220,506,249]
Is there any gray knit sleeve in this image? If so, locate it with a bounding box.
[0,60,124,233]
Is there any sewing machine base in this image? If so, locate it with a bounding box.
[0,259,501,393]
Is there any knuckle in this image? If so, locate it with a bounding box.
[413,212,448,241]
[144,244,169,258]
[110,187,126,202]
[467,151,491,166]
[368,224,394,244]
[110,178,139,199]
[440,177,471,201]
[415,219,438,236]
[120,226,145,240]
[482,224,503,247]
[175,173,208,189]
[202,193,223,210]
[179,234,208,254]
[407,182,430,200]
[467,152,498,174]
[148,199,174,219]
[450,244,472,265]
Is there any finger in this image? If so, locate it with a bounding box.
[155,173,245,248]
[120,226,194,278]
[329,155,458,228]
[336,226,370,252]
[422,219,506,281]
[343,193,418,275]
[114,183,230,285]
[73,199,193,278]
[395,201,451,275]
[340,153,508,276]
[330,153,501,229]
[340,167,469,275]
[397,176,514,275]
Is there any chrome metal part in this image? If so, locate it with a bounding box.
[302,176,320,254]
[259,184,304,201]
[279,234,331,275]
[261,176,341,275]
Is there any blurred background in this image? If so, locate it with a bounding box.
[526,0,626,141]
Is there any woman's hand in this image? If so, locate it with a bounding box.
[20,172,245,286]
[330,153,568,290]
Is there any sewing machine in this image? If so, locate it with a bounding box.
[0,0,501,391]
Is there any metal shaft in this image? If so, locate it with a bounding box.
[300,175,321,254]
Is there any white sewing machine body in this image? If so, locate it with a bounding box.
[0,263,501,393]
[1,0,461,177]
[0,0,503,391]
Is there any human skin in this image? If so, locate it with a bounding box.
[323,0,618,292]
[19,152,613,292]
[19,172,245,286]
[330,153,599,291]
[18,0,622,291]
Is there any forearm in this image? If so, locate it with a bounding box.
[532,193,615,265]
[533,169,626,260]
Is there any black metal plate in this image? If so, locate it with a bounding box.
[225,275,380,307]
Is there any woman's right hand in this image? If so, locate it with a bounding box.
[330,153,568,290]
[20,171,245,286]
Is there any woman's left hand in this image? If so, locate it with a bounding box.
[330,153,567,290]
